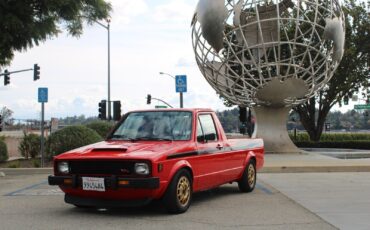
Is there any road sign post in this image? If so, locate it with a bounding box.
[38,88,48,168]
[175,75,187,108]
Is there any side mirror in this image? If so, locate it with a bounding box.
[197,133,216,143]
[197,135,205,143]
[204,133,216,141]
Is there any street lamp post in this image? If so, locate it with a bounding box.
[159,72,183,108]
[95,19,111,120]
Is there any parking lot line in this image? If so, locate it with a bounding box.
[4,181,47,196]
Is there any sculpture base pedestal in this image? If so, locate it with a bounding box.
[254,106,304,154]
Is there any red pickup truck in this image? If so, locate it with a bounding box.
[48,108,264,213]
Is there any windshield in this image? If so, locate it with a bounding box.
[109,111,192,141]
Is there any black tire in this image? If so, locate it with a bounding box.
[238,159,256,193]
[163,169,192,214]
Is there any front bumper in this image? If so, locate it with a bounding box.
[65,194,152,208]
[48,175,160,189]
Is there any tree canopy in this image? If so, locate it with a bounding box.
[0,0,112,67]
[0,106,13,125]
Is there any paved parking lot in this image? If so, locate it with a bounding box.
[0,173,335,230]
[260,173,370,230]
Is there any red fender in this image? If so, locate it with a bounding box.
[237,151,256,179]
[244,151,256,167]
[168,160,193,181]
[160,160,193,194]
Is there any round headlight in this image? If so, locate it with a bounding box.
[135,163,149,175]
[57,161,69,174]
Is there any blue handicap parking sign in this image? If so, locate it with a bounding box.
[175,75,187,93]
[38,88,48,103]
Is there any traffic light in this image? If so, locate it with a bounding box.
[239,106,247,123]
[98,100,107,120]
[343,96,349,105]
[147,94,151,104]
[113,101,121,121]
[3,69,10,85]
[33,64,40,81]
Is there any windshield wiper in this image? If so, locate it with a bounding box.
[130,137,173,141]
[110,135,135,141]
[130,137,152,141]
[148,137,173,141]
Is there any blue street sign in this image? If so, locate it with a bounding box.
[175,75,187,93]
[38,87,48,103]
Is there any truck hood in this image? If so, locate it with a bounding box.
[55,140,192,161]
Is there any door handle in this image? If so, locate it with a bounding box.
[216,144,223,150]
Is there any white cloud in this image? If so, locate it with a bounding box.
[152,0,195,23]
[176,56,196,67]
[109,0,149,27]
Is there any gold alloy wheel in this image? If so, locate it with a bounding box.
[177,176,190,206]
[247,164,255,187]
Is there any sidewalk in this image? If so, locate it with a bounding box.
[261,149,370,173]
[1,149,370,175]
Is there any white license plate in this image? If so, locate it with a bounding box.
[82,177,105,192]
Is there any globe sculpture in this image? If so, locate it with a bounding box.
[191,0,345,153]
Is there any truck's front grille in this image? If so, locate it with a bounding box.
[69,161,135,176]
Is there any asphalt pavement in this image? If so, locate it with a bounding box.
[1,149,370,229]
[0,174,335,230]
[260,172,370,230]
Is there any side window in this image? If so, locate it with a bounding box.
[197,114,218,142]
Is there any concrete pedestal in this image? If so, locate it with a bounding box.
[254,106,303,154]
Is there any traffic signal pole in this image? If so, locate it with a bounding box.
[146,94,174,108]
[0,68,33,76]
[0,64,40,85]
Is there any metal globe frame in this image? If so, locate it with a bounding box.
[192,0,344,153]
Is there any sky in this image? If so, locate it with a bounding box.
[0,0,232,120]
[0,0,356,120]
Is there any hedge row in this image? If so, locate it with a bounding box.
[289,133,370,142]
[85,121,114,138]
[0,139,9,162]
[295,141,370,150]
[16,121,113,161]
[46,125,102,159]
[19,133,40,159]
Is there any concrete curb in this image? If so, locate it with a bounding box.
[0,168,53,176]
[261,165,370,173]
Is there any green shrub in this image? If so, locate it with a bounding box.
[289,132,310,142]
[32,159,40,168]
[85,121,114,138]
[320,133,370,141]
[289,132,370,142]
[19,132,41,159]
[46,125,102,159]
[0,139,8,162]
[7,161,20,168]
[295,141,370,149]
